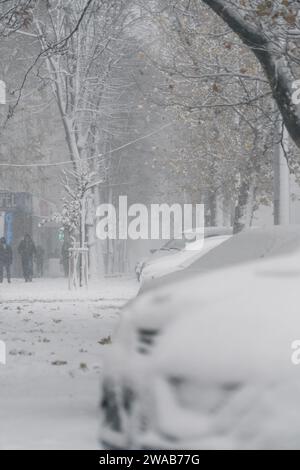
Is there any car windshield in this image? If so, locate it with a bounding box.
[158,227,229,252]
[159,238,186,251]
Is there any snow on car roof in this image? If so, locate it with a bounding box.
[187,225,300,272]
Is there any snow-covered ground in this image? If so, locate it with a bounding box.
[0,276,138,450]
[0,276,138,303]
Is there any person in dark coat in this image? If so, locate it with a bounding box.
[0,237,12,283]
[18,234,36,282]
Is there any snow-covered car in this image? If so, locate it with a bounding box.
[100,226,300,450]
[139,226,232,289]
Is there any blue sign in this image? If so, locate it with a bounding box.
[5,212,13,244]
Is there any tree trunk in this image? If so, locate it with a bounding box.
[222,192,232,227]
[273,125,290,225]
[215,191,224,227]
[106,187,114,274]
[207,191,217,226]
[233,173,255,234]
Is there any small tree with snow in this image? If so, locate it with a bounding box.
[54,162,97,247]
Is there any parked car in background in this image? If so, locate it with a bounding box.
[139,226,232,290]
[100,226,300,450]
[135,259,146,282]
[134,237,188,282]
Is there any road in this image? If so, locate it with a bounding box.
[0,277,138,449]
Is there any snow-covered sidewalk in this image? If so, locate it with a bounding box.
[0,276,138,449]
[0,276,138,303]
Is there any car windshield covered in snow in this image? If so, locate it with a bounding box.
[159,238,186,251]
[159,226,233,252]
[140,226,300,293]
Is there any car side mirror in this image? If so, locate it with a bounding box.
[150,249,157,254]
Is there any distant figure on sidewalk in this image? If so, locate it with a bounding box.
[18,234,36,282]
[0,237,12,283]
[35,245,45,278]
[61,239,71,277]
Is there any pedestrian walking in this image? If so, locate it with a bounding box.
[18,234,37,282]
[0,237,12,283]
